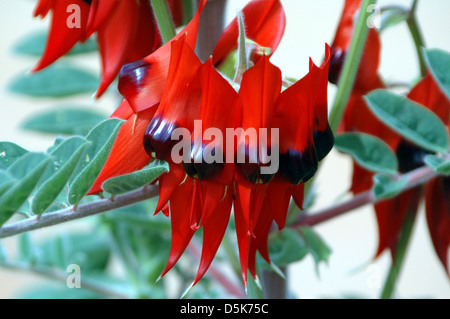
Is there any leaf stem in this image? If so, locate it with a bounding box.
[0,186,159,239]
[328,0,377,131]
[380,209,416,299]
[406,0,427,77]
[295,163,438,227]
[150,0,177,43]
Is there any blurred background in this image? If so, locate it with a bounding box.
[0,0,449,298]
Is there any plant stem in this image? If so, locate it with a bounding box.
[380,209,416,299]
[295,163,438,227]
[0,260,132,299]
[406,0,427,77]
[195,0,227,62]
[328,0,377,131]
[151,0,177,43]
[0,185,159,239]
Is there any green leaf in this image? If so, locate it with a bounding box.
[365,90,450,153]
[9,65,99,97]
[7,152,49,179]
[268,228,308,267]
[36,233,111,273]
[0,142,28,169]
[13,30,97,57]
[18,233,34,263]
[380,7,409,32]
[0,170,15,197]
[335,132,398,174]
[424,155,450,176]
[0,156,51,226]
[32,137,89,215]
[102,160,168,195]
[373,173,408,200]
[68,119,123,205]
[21,106,107,136]
[300,226,332,274]
[423,48,450,101]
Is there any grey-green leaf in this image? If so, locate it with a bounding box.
[9,65,99,97]
[365,90,449,153]
[13,30,97,57]
[424,48,450,101]
[335,132,398,174]
[373,173,408,200]
[380,7,409,32]
[0,157,51,226]
[424,155,450,176]
[0,142,28,169]
[68,119,124,205]
[268,228,308,267]
[102,161,168,195]
[300,226,332,274]
[21,106,107,136]
[32,137,89,215]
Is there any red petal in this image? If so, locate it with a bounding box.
[152,35,203,130]
[34,0,54,18]
[239,54,281,145]
[155,163,186,214]
[94,0,140,97]
[212,0,286,65]
[374,187,421,259]
[85,0,119,37]
[274,69,314,154]
[233,186,251,286]
[292,183,305,210]
[425,177,450,275]
[267,178,294,230]
[118,0,207,113]
[87,100,155,194]
[160,177,199,278]
[408,73,450,126]
[192,186,233,285]
[248,200,274,278]
[32,0,90,72]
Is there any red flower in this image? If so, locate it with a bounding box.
[33,0,184,97]
[330,0,450,274]
[90,0,333,287]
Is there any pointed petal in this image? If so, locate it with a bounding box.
[267,178,293,230]
[160,178,198,278]
[88,101,155,194]
[212,0,286,65]
[192,188,232,285]
[248,201,274,277]
[85,0,119,37]
[292,183,305,210]
[143,35,203,161]
[32,0,90,72]
[233,187,251,286]
[94,0,140,97]
[425,177,450,275]
[155,163,186,214]
[118,0,207,113]
[374,187,421,259]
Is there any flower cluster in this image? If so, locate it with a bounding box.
[33,0,183,97]
[330,0,449,274]
[79,0,334,286]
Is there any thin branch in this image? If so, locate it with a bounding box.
[295,164,439,227]
[0,186,159,239]
[0,260,132,299]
